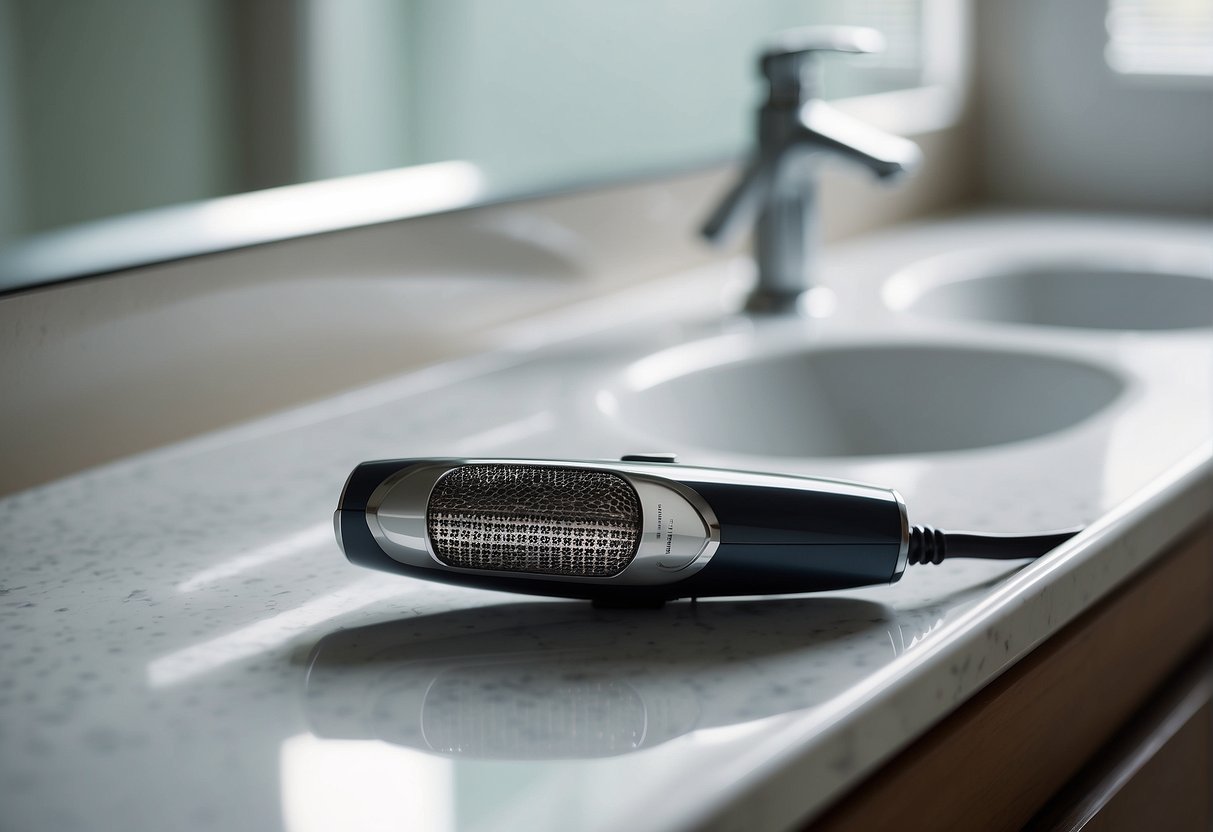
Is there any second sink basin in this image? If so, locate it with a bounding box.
[608,341,1124,458]
[886,253,1213,332]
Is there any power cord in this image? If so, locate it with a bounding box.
[908,526,1082,566]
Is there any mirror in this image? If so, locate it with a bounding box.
[0,0,926,284]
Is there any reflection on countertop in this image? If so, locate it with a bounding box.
[305,597,951,760]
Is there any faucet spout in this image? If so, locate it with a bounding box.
[797,100,922,180]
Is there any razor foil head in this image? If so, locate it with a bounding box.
[426,464,643,577]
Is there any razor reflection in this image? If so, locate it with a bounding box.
[304,599,949,760]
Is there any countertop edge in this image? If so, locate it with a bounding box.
[672,442,1213,832]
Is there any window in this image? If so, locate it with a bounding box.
[1106,0,1213,77]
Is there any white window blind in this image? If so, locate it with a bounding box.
[1106,0,1213,76]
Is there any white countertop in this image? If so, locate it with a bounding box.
[2,212,1211,832]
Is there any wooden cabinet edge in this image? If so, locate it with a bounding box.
[1024,642,1211,831]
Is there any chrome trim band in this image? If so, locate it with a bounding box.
[332,510,344,552]
[891,489,910,582]
[365,461,455,561]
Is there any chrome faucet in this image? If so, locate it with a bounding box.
[702,27,922,314]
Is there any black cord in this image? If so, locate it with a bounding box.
[907,525,1082,566]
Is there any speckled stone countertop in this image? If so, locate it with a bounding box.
[2,213,1211,832]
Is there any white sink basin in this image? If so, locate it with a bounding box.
[887,253,1213,331]
[608,341,1124,457]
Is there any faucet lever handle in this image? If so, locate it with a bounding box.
[761,26,884,101]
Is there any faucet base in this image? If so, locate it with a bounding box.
[744,286,836,317]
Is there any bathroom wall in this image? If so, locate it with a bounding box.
[356,0,925,194]
[0,0,928,244]
[0,0,236,239]
[0,1,22,241]
[974,0,1213,213]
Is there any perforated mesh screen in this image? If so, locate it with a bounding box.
[426,464,642,577]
